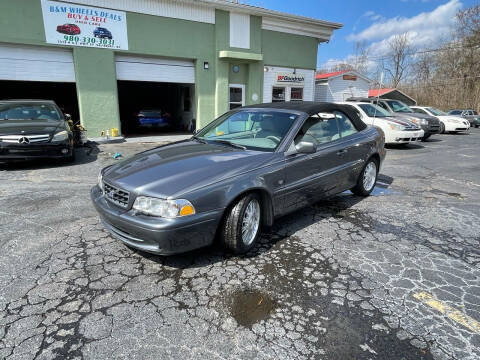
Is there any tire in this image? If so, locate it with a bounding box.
[64,148,76,164]
[421,133,431,141]
[439,122,445,134]
[351,158,378,197]
[220,193,262,254]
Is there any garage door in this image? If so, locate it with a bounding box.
[0,43,75,82]
[115,55,195,84]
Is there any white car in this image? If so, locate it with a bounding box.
[411,106,470,133]
[339,102,424,145]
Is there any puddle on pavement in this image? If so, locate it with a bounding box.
[370,185,403,197]
[230,289,275,327]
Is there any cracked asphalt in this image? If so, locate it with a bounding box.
[1,130,480,360]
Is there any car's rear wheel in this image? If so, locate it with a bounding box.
[351,158,378,197]
[221,193,261,254]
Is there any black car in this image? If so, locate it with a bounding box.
[0,100,75,162]
[348,97,441,140]
[91,102,386,255]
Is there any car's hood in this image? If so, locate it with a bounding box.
[438,115,467,123]
[103,140,279,198]
[393,113,438,123]
[375,116,416,127]
[0,120,62,135]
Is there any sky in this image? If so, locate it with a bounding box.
[243,0,477,73]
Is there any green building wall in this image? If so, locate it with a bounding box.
[0,0,320,136]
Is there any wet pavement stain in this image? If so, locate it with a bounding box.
[317,303,435,360]
[430,189,464,200]
[230,289,275,327]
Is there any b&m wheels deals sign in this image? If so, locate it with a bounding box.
[41,0,128,50]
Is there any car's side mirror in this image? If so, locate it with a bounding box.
[65,114,72,121]
[295,141,317,154]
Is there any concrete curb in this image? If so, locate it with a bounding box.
[87,136,126,144]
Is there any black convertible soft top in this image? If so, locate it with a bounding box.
[243,101,367,131]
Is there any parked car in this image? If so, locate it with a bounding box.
[448,109,480,128]
[0,100,74,162]
[340,101,424,144]
[411,106,470,133]
[91,102,386,255]
[135,109,173,129]
[93,27,112,39]
[348,97,440,140]
[56,24,81,35]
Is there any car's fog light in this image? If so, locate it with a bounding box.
[133,197,196,218]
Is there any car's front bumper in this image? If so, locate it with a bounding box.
[385,129,424,144]
[0,141,73,161]
[90,186,224,255]
[420,123,440,136]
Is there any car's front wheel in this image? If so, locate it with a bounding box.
[439,122,445,134]
[351,159,378,196]
[221,193,262,254]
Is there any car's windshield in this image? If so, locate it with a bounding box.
[358,104,392,117]
[386,100,414,113]
[449,110,462,115]
[427,107,446,116]
[0,103,62,121]
[195,110,299,152]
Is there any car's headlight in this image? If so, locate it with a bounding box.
[98,171,104,192]
[52,130,68,142]
[388,122,405,131]
[133,197,196,218]
[410,118,427,125]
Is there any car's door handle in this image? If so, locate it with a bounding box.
[336,149,348,155]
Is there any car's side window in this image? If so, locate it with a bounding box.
[335,111,358,138]
[378,102,390,112]
[294,114,340,146]
[414,108,427,115]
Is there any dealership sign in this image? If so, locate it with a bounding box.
[275,73,305,86]
[41,0,128,50]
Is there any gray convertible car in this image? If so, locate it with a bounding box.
[91,102,386,255]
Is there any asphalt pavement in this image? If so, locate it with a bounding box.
[0,130,479,360]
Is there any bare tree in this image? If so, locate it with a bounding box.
[383,33,412,87]
[351,41,370,75]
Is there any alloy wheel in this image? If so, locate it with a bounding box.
[363,162,377,192]
[241,199,260,246]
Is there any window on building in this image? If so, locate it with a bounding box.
[229,85,244,110]
[272,87,285,102]
[290,88,303,101]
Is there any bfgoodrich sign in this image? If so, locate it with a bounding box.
[41,0,128,50]
[275,73,305,86]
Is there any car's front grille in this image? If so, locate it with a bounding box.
[404,124,420,131]
[103,182,130,208]
[0,134,50,143]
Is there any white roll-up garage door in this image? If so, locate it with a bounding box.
[0,43,75,82]
[115,55,195,84]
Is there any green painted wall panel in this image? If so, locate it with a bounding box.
[229,64,248,85]
[73,48,120,136]
[0,0,45,45]
[262,30,318,70]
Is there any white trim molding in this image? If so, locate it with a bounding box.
[262,17,337,42]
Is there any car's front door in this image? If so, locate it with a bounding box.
[279,113,347,213]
